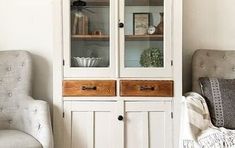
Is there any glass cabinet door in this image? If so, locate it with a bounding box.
[119,0,172,78]
[63,0,116,78]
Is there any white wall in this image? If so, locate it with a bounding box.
[0,0,54,107]
[1,0,235,105]
[183,0,235,93]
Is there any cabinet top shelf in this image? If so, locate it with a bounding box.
[71,35,163,41]
[85,0,163,6]
[72,35,109,41]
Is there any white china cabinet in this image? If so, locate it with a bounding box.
[53,0,182,147]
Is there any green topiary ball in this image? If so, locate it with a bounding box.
[139,48,164,67]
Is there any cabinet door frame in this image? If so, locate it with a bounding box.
[64,101,118,148]
[119,0,173,78]
[124,101,173,148]
[62,0,118,78]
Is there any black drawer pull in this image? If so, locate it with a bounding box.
[139,86,155,91]
[82,86,97,90]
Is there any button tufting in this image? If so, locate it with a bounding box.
[214,65,218,70]
[232,67,235,72]
[22,62,25,67]
[38,124,41,130]
[0,108,3,112]
[200,64,205,69]
[8,92,12,97]
[223,55,227,59]
[8,120,12,124]
[17,77,21,81]
[7,66,11,71]
[34,109,38,113]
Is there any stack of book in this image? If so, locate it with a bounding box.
[72,13,88,35]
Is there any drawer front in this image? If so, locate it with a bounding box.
[63,80,116,97]
[120,80,173,97]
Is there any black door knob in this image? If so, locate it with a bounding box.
[118,115,124,121]
[119,23,124,28]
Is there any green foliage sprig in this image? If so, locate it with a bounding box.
[140,48,164,67]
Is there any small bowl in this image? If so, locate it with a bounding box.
[73,57,102,67]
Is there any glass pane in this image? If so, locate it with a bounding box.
[124,0,164,68]
[70,0,110,68]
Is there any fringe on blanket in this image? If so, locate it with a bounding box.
[183,140,194,148]
[198,128,235,148]
[183,92,235,148]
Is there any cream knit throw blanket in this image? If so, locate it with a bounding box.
[184,92,235,148]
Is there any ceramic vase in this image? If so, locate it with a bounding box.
[156,12,164,35]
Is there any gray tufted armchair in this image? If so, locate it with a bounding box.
[0,50,53,148]
[181,49,235,148]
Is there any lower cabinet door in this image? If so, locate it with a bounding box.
[125,102,173,148]
[64,101,117,148]
[64,101,172,148]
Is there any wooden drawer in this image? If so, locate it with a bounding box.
[63,80,116,97]
[120,80,173,97]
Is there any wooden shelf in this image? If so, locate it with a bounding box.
[125,35,163,41]
[126,0,163,6]
[72,35,109,41]
[71,35,163,41]
[85,0,163,6]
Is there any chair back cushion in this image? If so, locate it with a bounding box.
[0,50,32,129]
[192,49,235,93]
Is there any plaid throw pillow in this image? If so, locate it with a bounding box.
[199,77,235,129]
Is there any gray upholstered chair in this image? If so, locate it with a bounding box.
[0,50,53,148]
[181,49,235,148]
[192,49,235,93]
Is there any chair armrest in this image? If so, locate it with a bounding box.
[19,96,53,148]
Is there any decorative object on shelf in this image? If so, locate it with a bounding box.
[139,47,164,67]
[92,30,102,35]
[71,0,94,35]
[147,25,157,35]
[155,12,164,35]
[133,13,150,35]
[73,57,102,67]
